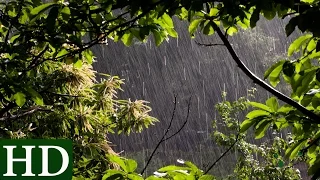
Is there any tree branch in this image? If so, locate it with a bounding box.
[195,40,225,47]
[204,133,239,174]
[163,97,191,141]
[209,22,320,124]
[0,106,53,121]
[140,95,191,175]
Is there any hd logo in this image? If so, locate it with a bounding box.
[0,139,72,180]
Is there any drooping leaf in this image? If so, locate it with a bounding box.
[285,17,298,36]
[46,6,59,33]
[282,61,295,77]
[161,13,174,28]
[121,31,134,46]
[288,34,313,56]
[264,60,285,80]
[188,19,202,37]
[255,120,271,139]
[240,119,255,133]
[30,3,56,16]
[25,87,43,105]
[250,8,260,28]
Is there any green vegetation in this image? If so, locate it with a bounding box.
[2,0,320,179]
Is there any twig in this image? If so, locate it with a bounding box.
[140,95,191,175]
[209,21,320,124]
[45,91,82,98]
[0,106,53,121]
[195,40,225,47]
[204,133,240,174]
[163,97,191,141]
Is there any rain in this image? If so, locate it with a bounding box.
[92,17,307,177]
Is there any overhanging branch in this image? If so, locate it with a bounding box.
[210,22,320,124]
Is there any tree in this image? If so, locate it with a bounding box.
[2,0,320,179]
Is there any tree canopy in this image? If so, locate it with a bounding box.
[2,0,320,179]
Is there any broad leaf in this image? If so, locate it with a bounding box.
[266,97,279,112]
[288,34,313,56]
[13,92,26,107]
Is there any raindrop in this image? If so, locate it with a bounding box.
[143,82,145,96]
[197,96,200,118]
[184,67,186,80]
[203,80,205,107]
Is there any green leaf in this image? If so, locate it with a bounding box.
[125,159,137,173]
[25,87,43,105]
[285,140,307,159]
[264,60,285,79]
[30,3,56,16]
[74,60,83,68]
[199,175,215,180]
[166,28,178,38]
[262,10,276,20]
[288,34,313,56]
[188,19,202,37]
[269,61,285,87]
[83,50,94,64]
[10,34,20,43]
[161,13,174,28]
[240,119,255,133]
[285,17,298,36]
[282,61,295,77]
[255,120,271,139]
[153,30,164,46]
[108,155,127,172]
[61,6,70,20]
[56,49,68,58]
[250,8,260,28]
[248,101,271,112]
[226,26,238,36]
[46,6,59,32]
[13,92,26,107]
[266,97,279,112]
[203,21,214,35]
[121,32,134,46]
[158,165,190,172]
[246,110,270,119]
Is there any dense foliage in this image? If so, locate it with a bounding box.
[2,0,320,179]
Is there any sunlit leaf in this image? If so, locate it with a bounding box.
[288,34,313,56]
[188,19,202,37]
[13,92,26,107]
[30,3,56,16]
[266,97,279,112]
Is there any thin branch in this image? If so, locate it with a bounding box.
[0,102,16,118]
[209,22,320,124]
[140,95,191,175]
[195,40,225,47]
[26,45,50,71]
[140,95,177,175]
[163,97,191,141]
[45,91,82,98]
[204,133,240,174]
[0,106,53,121]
